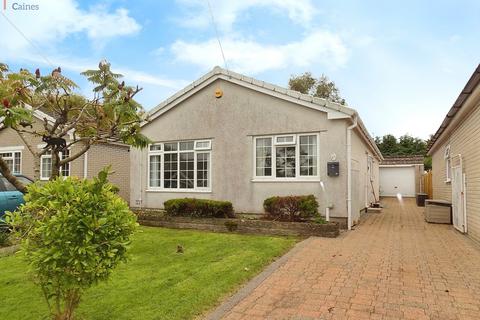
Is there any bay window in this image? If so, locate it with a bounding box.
[254,133,319,180]
[148,140,211,191]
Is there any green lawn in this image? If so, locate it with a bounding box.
[0,227,297,320]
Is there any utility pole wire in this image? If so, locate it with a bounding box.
[206,0,228,70]
[1,11,55,68]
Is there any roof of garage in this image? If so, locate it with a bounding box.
[381,155,424,165]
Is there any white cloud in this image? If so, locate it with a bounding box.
[19,54,188,92]
[175,0,317,31]
[171,31,348,74]
[0,0,141,59]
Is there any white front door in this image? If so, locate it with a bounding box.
[451,155,466,233]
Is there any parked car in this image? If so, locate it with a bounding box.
[0,175,33,222]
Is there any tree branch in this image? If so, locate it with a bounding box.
[0,156,26,193]
[59,143,91,166]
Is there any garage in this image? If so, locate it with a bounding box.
[380,166,416,197]
[379,156,425,198]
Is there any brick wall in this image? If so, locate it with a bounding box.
[87,144,130,203]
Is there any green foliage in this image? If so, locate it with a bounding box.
[313,215,327,224]
[0,227,296,320]
[164,198,235,218]
[288,72,346,105]
[424,156,432,171]
[6,169,137,320]
[263,195,319,222]
[0,60,151,184]
[0,230,10,247]
[375,134,427,156]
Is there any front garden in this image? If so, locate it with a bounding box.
[0,226,296,319]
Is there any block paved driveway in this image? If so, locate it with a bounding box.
[218,198,480,320]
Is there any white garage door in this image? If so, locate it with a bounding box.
[380,166,416,197]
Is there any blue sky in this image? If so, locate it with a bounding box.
[1,0,479,139]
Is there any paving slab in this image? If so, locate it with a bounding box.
[207,198,480,320]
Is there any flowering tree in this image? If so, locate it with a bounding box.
[0,61,150,192]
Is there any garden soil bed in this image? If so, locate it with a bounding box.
[135,211,340,238]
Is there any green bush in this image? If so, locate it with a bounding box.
[263,195,318,222]
[0,230,9,247]
[164,198,234,218]
[6,168,137,320]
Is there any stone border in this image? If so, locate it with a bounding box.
[204,237,314,320]
[136,214,339,238]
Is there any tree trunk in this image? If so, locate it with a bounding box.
[33,153,41,180]
[50,150,61,180]
[53,290,80,320]
[0,156,26,193]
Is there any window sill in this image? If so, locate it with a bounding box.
[251,178,321,183]
[146,189,212,193]
[445,179,451,184]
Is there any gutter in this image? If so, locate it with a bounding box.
[83,151,88,178]
[346,114,358,230]
[427,64,480,154]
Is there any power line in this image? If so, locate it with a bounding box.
[1,11,55,68]
[206,0,228,69]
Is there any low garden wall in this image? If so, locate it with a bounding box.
[135,211,340,238]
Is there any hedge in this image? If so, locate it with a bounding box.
[263,195,318,222]
[164,198,235,218]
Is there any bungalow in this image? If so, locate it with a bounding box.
[0,111,131,202]
[130,67,383,229]
[427,64,480,241]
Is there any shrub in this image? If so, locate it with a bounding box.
[263,195,318,222]
[0,229,9,247]
[6,168,137,320]
[164,198,234,218]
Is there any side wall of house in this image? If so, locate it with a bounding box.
[0,121,83,178]
[87,144,130,203]
[351,127,381,223]
[431,98,480,242]
[0,121,130,203]
[131,79,352,219]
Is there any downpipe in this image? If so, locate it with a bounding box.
[347,115,358,230]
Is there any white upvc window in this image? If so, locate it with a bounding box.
[275,135,296,145]
[254,133,319,180]
[444,145,451,183]
[195,140,211,150]
[40,150,70,180]
[147,139,212,192]
[0,151,22,174]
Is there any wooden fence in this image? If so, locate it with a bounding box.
[422,170,433,199]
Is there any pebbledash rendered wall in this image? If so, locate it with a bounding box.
[130,78,381,225]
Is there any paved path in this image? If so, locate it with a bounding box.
[217,198,480,320]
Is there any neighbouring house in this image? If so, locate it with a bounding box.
[427,64,480,241]
[0,110,131,202]
[130,67,383,229]
[379,155,424,198]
